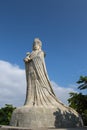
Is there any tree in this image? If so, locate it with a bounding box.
[68,75,87,126]
[77,76,87,90]
[0,104,16,125]
[68,92,87,125]
[68,75,87,125]
[68,92,87,113]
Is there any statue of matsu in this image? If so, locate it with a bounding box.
[10,38,83,128]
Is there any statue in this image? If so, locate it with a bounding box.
[24,38,61,107]
[10,38,83,128]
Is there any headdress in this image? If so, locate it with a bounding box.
[33,38,42,47]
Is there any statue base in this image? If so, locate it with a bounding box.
[10,106,83,128]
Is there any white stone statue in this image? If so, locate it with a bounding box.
[10,38,83,128]
[24,38,60,107]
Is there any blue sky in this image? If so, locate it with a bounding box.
[0,0,87,107]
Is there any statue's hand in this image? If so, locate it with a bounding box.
[24,58,30,62]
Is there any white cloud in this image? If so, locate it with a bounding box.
[0,60,77,108]
[0,60,26,108]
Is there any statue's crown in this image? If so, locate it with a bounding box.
[33,38,42,47]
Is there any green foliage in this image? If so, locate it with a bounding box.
[0,104,16,125]
[68,92,87,125]
[77,76,87,90]
[68,92,87,113]
[82,109,87,126]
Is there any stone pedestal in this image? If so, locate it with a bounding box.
[10,106,83,129]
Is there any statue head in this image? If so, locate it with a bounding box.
[33,38,42,50]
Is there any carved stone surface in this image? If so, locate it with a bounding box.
[10,106,83,128]
[10,38,83,128]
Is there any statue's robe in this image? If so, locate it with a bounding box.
[25,50,59,107]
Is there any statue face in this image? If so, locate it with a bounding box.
[33,41,41,50]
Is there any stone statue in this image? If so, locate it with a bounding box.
[10,38,83,128]
[24,38,61,107]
